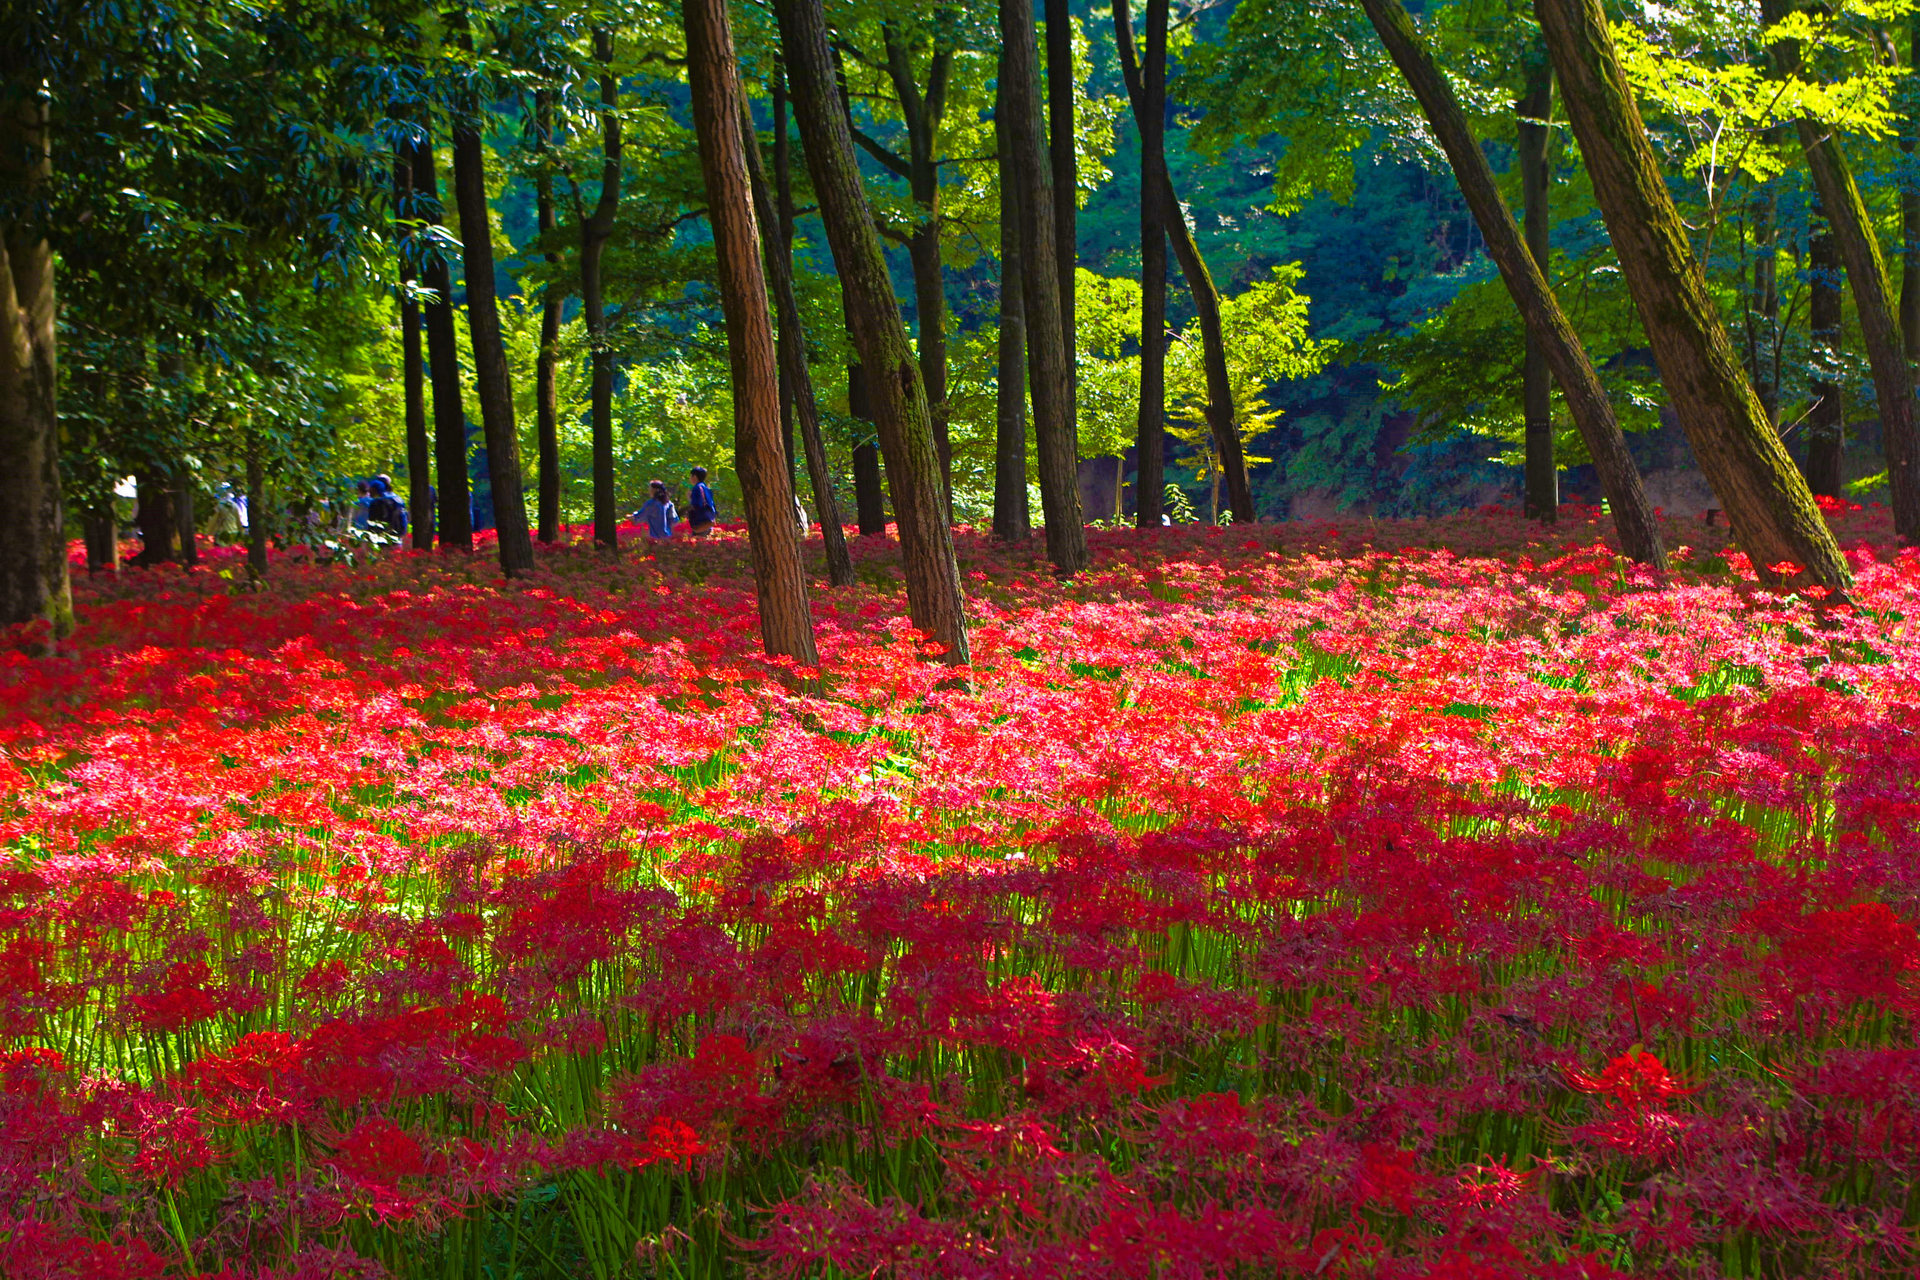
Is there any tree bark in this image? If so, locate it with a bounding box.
[775,0,971,662]
[742,94,856,588]
[174,461,199,568]
[1517,58,1558,521]
[1119,0,1169,529]
[774,72,798,479]
[1045,0,1077,435]
[449,6,535,577]
[853,434,888,534]
[82,509,117,574]
[1003,0,1090,573]
[1111,1,1254,525]
[584,25,621,550]
[1357,0,1666,568]
[1535,0,1841,584]
[395,147,434,549]
[404,129,472,551]
[1904,9,1920,366]
[534,90,563,544]
[134,474,176,566]
[686,0,820,664]
[994,56,1034,543]
[0,83,73,639]
[246,422,269,580]
[1768,0,1919,542]
[1746,153,1782,422]
[1807,204,1845,497]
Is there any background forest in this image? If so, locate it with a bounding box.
[13,0,1913,565]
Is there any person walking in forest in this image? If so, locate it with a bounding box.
[687,466,718,538]
[637,480,678,541]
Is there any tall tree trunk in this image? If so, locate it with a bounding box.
[449,6,535,577]
[1044,0,1077,437]
[584,25,621,550]
[134,474,176,565]
[774,72,798,479]
[775,0,971,662]
[246,422,269,580]
[0,83,72,639]
[395,147,434,549]
[878,24,956,508]
[1003,0,1090,573]
[1767,0,1919,542]
[1807,204,1846,498]
[994,56,1034,543]
[82,509,117,574]
[1517,58,1558,521]
[853,436,888,533]
[174,463,199,568]
[1111,0,1254,525]
[1120,0,1169,529]
[1747,154,1782,422]
[1356,0,1667,567]
[405,129,472,551]
[743,94,856,588]
[686,0,819,664]
[1534,0,1842,585]
[534,90,563,544]
[1904,8,1920,366]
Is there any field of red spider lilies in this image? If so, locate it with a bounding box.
[2,504,1919,1279]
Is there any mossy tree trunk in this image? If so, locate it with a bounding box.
[1535,0,1844,586]
[1361,0,1666,568]
[775,0,971,662]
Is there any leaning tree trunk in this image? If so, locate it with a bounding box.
[1112,0,1254,525]
[1533,0,1842,584]
[685,0,820,664]
[449,5,535,577]
[994,56,1033,543]
[1357,0,1667,568]
[1517,57,1558,520]
[1904,8,1920,366]
[742,95,856,588]
[395,147,434,549]
[0,83,73,640]
[1044,0,1078,439]
[775,0,971,663]
[1768,0,1919,542]
[1119,0,1169,529]
[1003,0,1090,574]
[583,26,621,550]
[404,129,473,551]
[1807,204,1845,498]
[533,90,563,544]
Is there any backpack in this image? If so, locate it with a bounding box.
[368,491,407,535]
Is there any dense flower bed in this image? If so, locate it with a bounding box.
[1,505,1917,1278]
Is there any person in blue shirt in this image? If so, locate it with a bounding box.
[687,466,718,538]
[636,480,678,541]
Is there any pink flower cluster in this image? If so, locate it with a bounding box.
[0,503,1916,1277]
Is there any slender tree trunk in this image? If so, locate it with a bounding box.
[1807,204,1846,497]
[406,130,472,551]
[449,7,535,576]
[1122,0,1168,529]
[1768,0,1919,541]
[0,84,72,639]
[995,57,1034,543]
[686,0,819,663]
[174,463,199,567]
[246,422,269,580]
[1904,9,1920,366]
[1747,153,1782,422]
[534,90,563,544]
[774,72,798,479]
[853,434,888,534]
[1533,0,1844,584]
[775,0,971,662]
[135,474,176,565]
[1044,0,1077,435]
[82,509,117,574]
[1517,58,1558,520]
[584,26,621,550]
[743,94,856,587]
[1003,0,1090,573]
[395,148,434,549]
[1111,0,1254,525]
[1357,0,1666,567]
